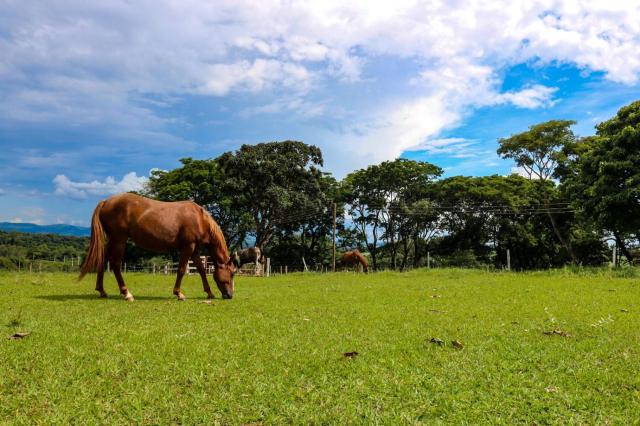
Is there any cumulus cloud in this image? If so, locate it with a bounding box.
[53,172,148,199]
[2,1,640,174]
[496,85,558,109]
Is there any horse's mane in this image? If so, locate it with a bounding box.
[202,208,229,262]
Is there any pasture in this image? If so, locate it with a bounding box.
[1,269,639,424]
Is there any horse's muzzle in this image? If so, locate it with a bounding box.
[222,292,232,300]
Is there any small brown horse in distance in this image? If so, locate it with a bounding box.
[79,193,237,301]
[340,249,369,273]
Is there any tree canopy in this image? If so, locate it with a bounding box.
[15,100,639,272]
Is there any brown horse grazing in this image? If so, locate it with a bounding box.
[340,249,369,273]
[79,193,237,301]
[232,246,262,268]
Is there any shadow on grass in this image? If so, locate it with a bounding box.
[34,294,214,302]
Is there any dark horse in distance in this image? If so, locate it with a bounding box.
[79,193,237,301]
[340,249,369,273]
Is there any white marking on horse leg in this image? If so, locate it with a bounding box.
[124,291,134,301]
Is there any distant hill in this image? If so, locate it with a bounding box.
[0,222,90,237]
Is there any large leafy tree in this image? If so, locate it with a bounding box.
[343,159,442,270]
[431,174,583,269]
[217,141,327,249]
[497,120,578,262]
[562,101,640,262]
[269,174,344,268]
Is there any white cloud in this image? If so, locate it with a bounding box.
[496,85,558,109]
[0,188,5,196]
[53,172,148,199]
[2,1,640,174]
[201,59,313,96]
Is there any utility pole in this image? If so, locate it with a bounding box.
[332,202,337,272]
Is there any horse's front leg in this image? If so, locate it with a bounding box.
[191,252,214,299]
[173,245,194,301]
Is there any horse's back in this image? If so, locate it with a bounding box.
[99,193,207,250]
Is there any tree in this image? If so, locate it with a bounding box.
[269,174,343,268]
[343,159,442,270]
[217,141,327,249]
[562,101,640,262]
[498,120,578,262]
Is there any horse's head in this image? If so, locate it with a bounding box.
[214,258,237,299]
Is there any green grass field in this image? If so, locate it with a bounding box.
[1,269,639,424]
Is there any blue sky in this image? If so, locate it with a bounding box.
[1,1,640,226]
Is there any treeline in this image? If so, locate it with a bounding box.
[0,231,88,270]
[0,231,169,271]
[144,101,640,270]
[2,101,638,272]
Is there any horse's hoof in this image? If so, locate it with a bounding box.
[206,293,215,300]
[176,293,186,301]
[98,292,108,298]
[124,292,134,302]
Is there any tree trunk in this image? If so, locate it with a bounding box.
[389,220,397,270]
[401,236,409,270]
[413,230,420,268]
[614,231,634,264]
[545,210,577,263]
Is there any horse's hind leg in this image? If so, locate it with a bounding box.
[191,252,214,299]
[95,264,107,298]
[108,239,134,301]
[173,245,194,301]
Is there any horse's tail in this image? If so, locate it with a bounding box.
[79,200,106,281]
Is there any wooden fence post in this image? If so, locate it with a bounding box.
[427,251,431,269]
[265,258,271,277]
[507,249,511,271]
[285,265,288,274]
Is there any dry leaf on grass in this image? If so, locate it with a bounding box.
[197,300,213,305]
[620,309,629,313]
[343,351,359,358]
[429,309,447,314]
[451,340,464,350]
[545,386,559,393]
[8,332,30,340]
[543,329,571,337]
